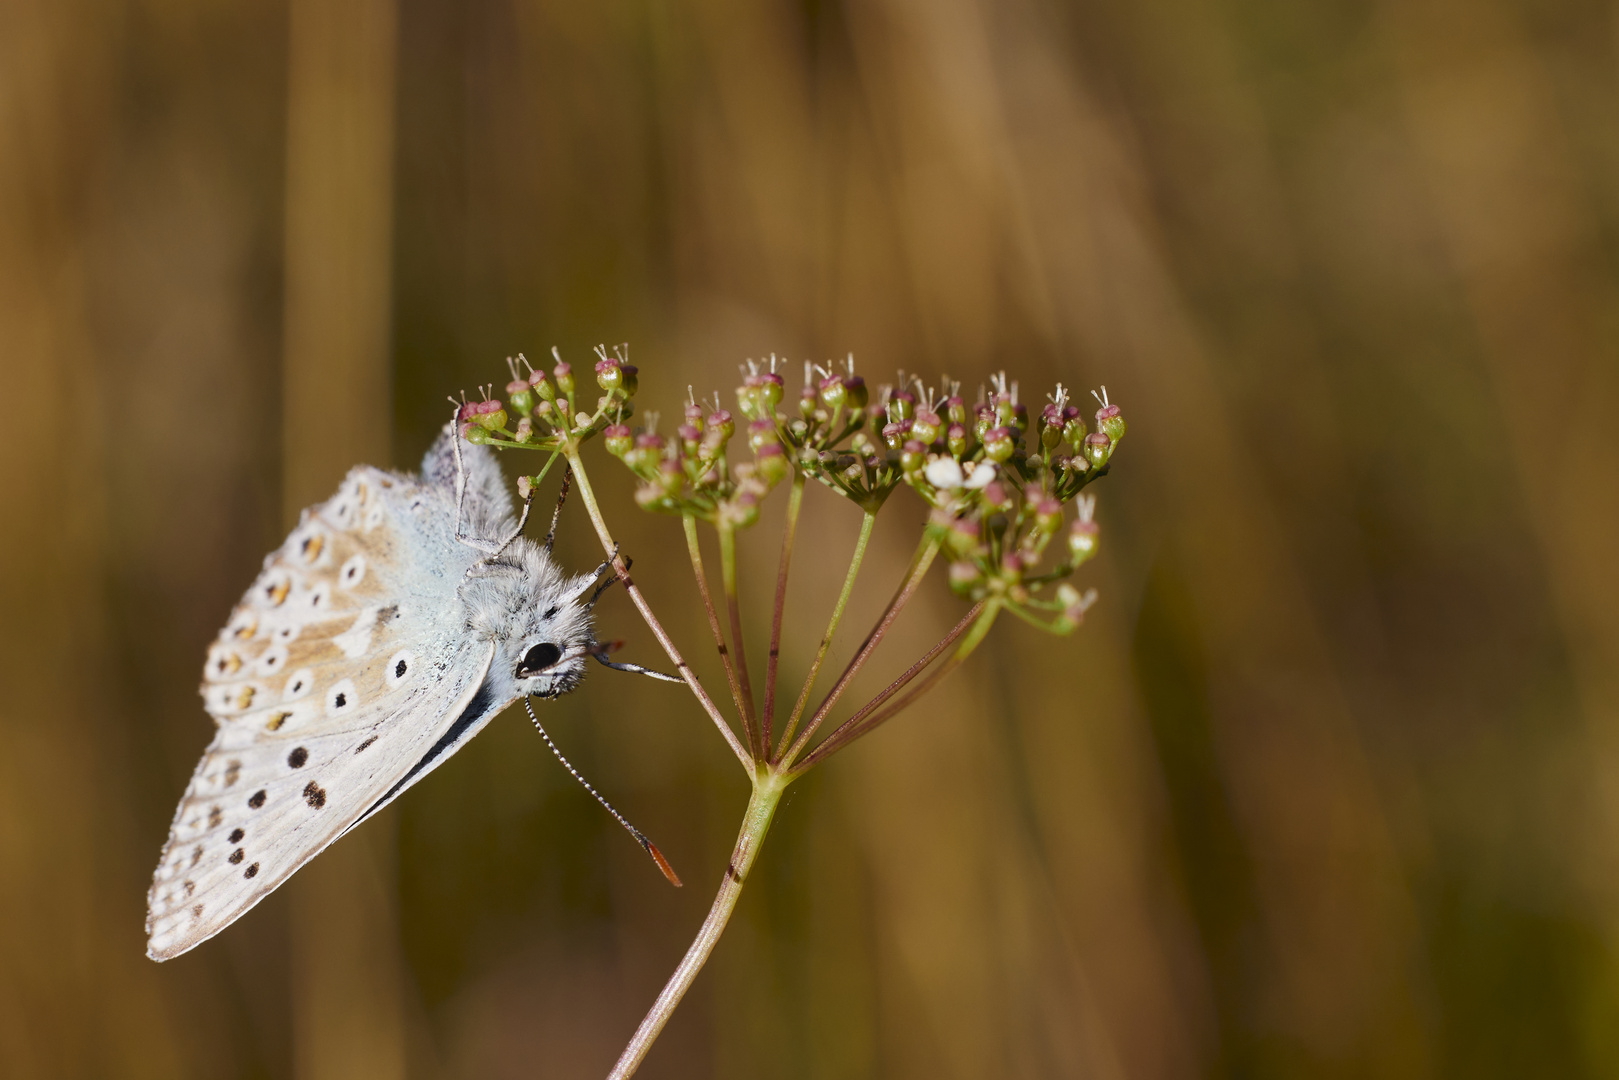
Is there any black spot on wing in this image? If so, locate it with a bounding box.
[358,679,496,822]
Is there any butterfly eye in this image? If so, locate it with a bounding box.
[518,642,563,677]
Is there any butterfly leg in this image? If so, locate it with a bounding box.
[592,652,683,683]
[542,466,572,554]
[445,397,506,557]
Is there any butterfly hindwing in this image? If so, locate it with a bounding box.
[146,465,493,960]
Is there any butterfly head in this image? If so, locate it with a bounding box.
[461,540,596,702]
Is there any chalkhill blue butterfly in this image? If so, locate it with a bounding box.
[146,424,669,961]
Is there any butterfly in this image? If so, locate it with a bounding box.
[146,425,665,961]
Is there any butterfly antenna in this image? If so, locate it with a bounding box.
[523,696,682,886]
[543,466,573,554]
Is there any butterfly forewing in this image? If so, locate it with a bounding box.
[146,468,489,960]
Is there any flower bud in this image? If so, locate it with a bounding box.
[656,458,685,496]
[604,423,633,457]
[757,371,784,413]
[552,360,574,396]
[889,390,915,421]
[982,481,1011,509]
[1034,498,1063,533]
[514,416,534,443]
[949,560,984,596]
[881,420,911,450]
[729,491,761,529]
[1068,518,1099,564]
[678,423,703,456]
[625,431,666,472]
[755,442,789,485]
[468,398,506,432]
[799,382,819,417]
[843,375,869,410]
[1096,401,1126,443]
[947,423,969,458]
[911,409,941,445]
[620,364,639,397]
[944,515,981,557]
[818,375,846,410]
[748,417,779,451]
[945,395,967,425]
[900,439,928,475]
[684,398,705,425]
[736,378,761,419]
[1000,551,1025,582]
[983,426,1016,462]
[594,357,624,394]
[1082,431,1112,468]
[506,379,534,415]
[459,422,492,444]
[707,409,734,443]
[1063,415,1088,447]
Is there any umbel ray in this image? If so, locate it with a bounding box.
[146,416,678,962]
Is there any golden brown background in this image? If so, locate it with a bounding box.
[4,0,1618,1076]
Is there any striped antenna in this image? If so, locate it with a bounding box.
[523,696,682,887]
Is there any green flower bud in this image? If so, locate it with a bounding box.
[818,376,846,410]
[911,410,941,445]
[949,560,983,596]
[900,439,927,475]
[604,423,633,457]
[748,418,779,452]
[755,442,789,485]
[1068,518,1099,564]
[1096,402,1126,443]
[506,379,534,416]
[656,458,685,496]
[594,357,624,394]
[553,361,574,396]
[1082,431,1112,469]
[843,375,869,410]
[983,426,1016,462]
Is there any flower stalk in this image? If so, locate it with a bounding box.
[455,350,1125,1076]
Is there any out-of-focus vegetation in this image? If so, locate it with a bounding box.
[3,0,1617,1077]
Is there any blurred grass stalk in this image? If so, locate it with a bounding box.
[281,0,407,1077]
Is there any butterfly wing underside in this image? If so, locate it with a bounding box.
[146,467,492,961]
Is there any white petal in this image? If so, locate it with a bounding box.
[963,462,997,489]
[924,456,965,490]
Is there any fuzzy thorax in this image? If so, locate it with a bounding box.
[458,537,597,701]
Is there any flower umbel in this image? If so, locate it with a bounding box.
[454,349,1125,1079]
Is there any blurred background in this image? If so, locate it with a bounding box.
[3,0,1618,1076]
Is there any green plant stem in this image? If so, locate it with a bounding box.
[789,601,985,775]
[780,533,942,769]
[563,448,752,771]
[773,510,874,762]
[683,515,755,754]
[609,769,788,1079]
[761,476,804,755]
[718,523,760,755]
[796,600,1002,770]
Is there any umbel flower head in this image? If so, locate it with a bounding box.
[465,350,1124,636]
[451,346,1129,1076]
[604,356,1123,635]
